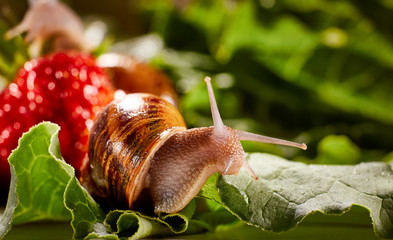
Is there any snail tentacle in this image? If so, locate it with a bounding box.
[236,130,307,150]
[204,76,226,139]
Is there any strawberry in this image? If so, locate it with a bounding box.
[0,51,114,188]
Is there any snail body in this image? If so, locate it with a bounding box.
[148,125,244,213]
[82,77,307,214]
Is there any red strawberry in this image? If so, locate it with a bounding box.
[0,51,114,188]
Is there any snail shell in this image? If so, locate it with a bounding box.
[82,93,185,209]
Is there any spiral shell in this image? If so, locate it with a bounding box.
[82,93,186,209]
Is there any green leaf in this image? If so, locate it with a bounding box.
[198,173,221,204]
[66,199,195,240]
[216,153,393,239]
[103,210,159,239]
[98,202,195,240]
[68,200,196,240]
[0,166,17,238]
[63,177,107,240]
[0,122,72,239]
[10,123,73,224]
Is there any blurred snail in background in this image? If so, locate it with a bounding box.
[81,77,307,214]
[5,0,92,53]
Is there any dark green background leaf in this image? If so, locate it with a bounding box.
[0,20,28,85]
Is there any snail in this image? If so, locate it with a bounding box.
[6,0,91,53]
[81,77,307,214]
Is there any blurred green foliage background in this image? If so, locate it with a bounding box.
[1,0,393,165]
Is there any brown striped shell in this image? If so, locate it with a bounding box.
[81,93,186,209]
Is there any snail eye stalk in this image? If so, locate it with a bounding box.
[236,130,307,150]
[204,76,227,139]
